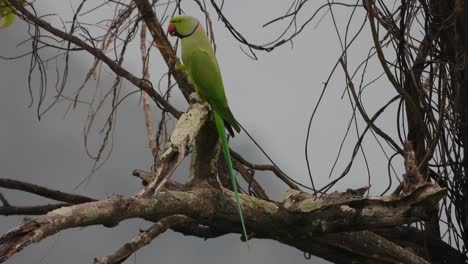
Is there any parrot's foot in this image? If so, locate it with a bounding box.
[175,59,186,71]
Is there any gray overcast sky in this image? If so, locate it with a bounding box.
[0,1,400,263]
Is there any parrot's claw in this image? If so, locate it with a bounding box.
[175,60,186,71]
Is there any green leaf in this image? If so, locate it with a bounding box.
[0,0,18,29]
[0,12,15,28]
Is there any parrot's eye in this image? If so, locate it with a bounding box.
[178,19,182,23]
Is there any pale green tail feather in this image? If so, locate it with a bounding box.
[213,111,249,243]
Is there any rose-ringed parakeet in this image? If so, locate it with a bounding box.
[168,15,248,242]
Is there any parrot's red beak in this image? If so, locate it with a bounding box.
[168,23,176,36]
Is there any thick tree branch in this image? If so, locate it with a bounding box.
[314,231,429,264]
[137,102,209,197]
[169,222,430,264]
[0,183,445,263]
[187,111,220,185]
[375,227,465,263]
[171,222,229,239]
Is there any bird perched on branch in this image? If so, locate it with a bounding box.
[168,15,248,243]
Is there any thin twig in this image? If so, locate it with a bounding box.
[231,151,300,190]
[140,23,158,158]
[8,0,182,118]
[0,178,95,203]
[94,215,192,264]
[0,203,70,215]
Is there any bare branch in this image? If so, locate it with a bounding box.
[317,231,430,264]
[139,23,158,158]
[375,227,465,263]
[231,151,300,190]
[0,178,95,203]
[232,159,269,200]
[132,169,184,190]
[137,102,209,197]
[0,184,445,262]
[0,193,9,207]
[401,141,426,194]
[94,215,192,264]
[0,203,70,216]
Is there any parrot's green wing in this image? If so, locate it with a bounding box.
[189,49,240,133]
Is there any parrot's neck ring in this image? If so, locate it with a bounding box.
[177,22,200,39]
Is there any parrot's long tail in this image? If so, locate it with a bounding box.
[213,111,249,243]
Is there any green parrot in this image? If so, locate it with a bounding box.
[168,15,248,242]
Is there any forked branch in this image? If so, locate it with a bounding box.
[0,184,445,263]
